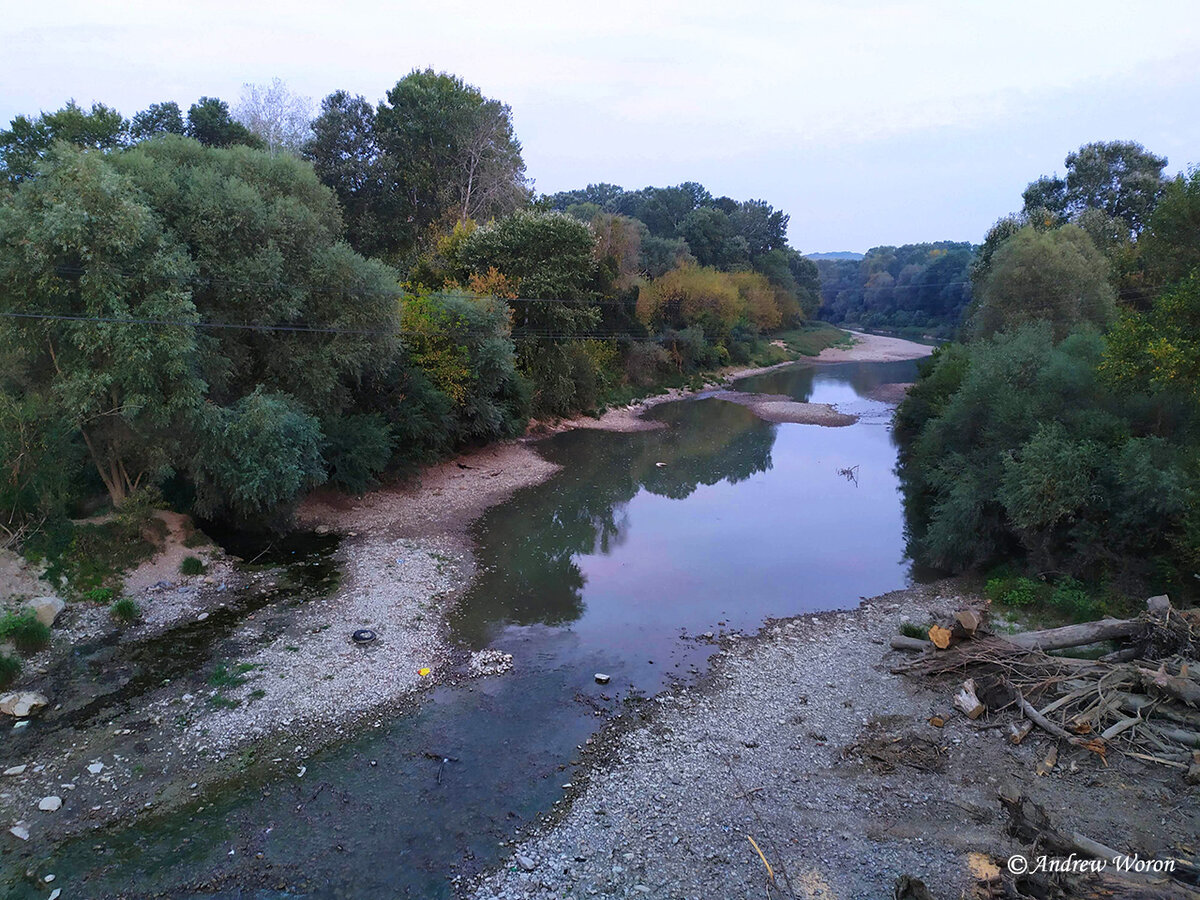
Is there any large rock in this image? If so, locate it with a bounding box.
[26,596,65,628]
[0,692,48,718]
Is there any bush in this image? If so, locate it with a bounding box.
[110,597,141,625]
[0,612,51,654]
[180,556,205,576]
[0,653,20,689]
[83,587,114,603]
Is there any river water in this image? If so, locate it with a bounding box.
[25,358,922,899]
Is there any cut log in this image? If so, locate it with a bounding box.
[1007,617,1140,652]
[1116,692,1200,729]
[1007,720,1033,744]
[953,679,986,719]
[928,624,953,650]
[889,635,932,652]
[954,608,985,635]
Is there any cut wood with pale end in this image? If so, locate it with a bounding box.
[954,608,985,635]
[953,679,986,719]
[1008,720,1033,744]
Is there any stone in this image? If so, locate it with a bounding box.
[38,796,61,812]
[315,524,331,535]
[25,597,65,628]
[516,854,537,872]
[49,890,61,900]
[0,692,49,718]
[43,873,55,882]
[9,824,29,840]
[3,765,26,776]
[594,673,611,685]
[87,762,104,775]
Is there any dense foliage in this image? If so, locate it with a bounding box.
[0,74,834,545]
[897,141,1199,597]
[815,242,975,339]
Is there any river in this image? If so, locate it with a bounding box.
[25,357,923,899]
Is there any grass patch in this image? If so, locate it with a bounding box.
[21,488,164,598]
[83,586,114,603]
[0,612,51,655]
[0,654,21,689]
[774,322,853,357]
[182,530,212,549]
[180,556,206,576]
[899,621,929,640]
[984,571,1135,624]
[110,597,141,625]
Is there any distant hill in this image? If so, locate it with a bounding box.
[805,251,865,260]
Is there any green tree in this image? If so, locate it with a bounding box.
[970,225,1115,340]
[130,102,185,141]
[304,91,391,257]
[186,97,263,149]
[1139,166,1200,289]
[190,390,325,523]
[375,69,528,249]
[0,101,128,185]
[0,146,204,505]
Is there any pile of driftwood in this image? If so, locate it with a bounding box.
[890,595,1200,780]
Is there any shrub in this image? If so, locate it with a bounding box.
[1002,577,1041,608]
[180,556,206,576]
[1049,578,1103,622]
[110,597,141,625]
[0,654,20,689]
[83,587,115,603]
[0,613,51,654]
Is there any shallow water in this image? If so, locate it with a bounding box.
[18,359,923,899]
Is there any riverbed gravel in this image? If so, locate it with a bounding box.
[470,583,1199,900]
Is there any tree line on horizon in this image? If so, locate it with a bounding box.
[0,72,825,547]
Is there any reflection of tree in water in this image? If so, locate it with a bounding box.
[452,400,776,643]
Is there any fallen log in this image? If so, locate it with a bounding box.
[890,635,932,652]
[1138,666,1200,709]
[1007,617,1140,652]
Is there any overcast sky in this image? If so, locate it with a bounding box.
[3,1,1198,252]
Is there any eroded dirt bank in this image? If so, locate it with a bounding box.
[470,582,1197,900]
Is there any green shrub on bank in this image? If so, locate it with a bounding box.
[0,653,20,689]
[110,597,141,625]
[0,612,50,654]
[180,556,206,576]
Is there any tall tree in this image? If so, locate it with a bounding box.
[0,146,204,505]
[970,225,1115,340]
[235,78,314,155]
[1022,141,1167,235]
[304,91,390,257]
[375,69,528,250]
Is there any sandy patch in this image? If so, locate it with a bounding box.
[813,330,934,364]
[711,391,859,426]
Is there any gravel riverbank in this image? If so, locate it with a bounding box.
[470,582,1197,900]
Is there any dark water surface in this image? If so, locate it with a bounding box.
[19,359,922,899]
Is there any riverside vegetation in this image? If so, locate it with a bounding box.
[0,71,838,598]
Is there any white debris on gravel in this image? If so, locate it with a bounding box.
[469,649,514,677]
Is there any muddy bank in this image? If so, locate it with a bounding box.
[710,391,859,426]
[868,381,915,403]
[471,580,1196,899]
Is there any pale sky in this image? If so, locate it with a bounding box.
[3,0,1198,252]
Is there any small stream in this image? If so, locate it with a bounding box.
[16,358,924,899]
